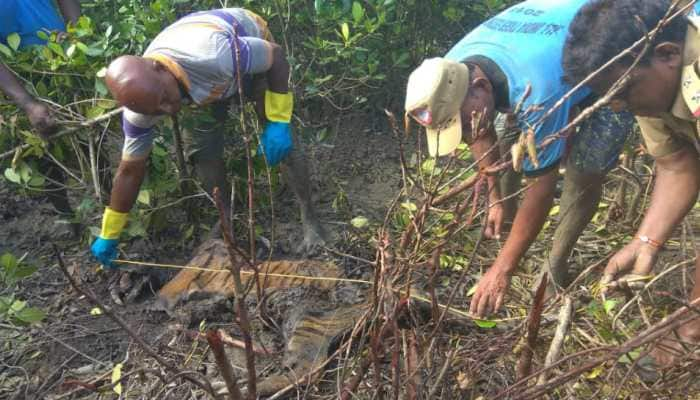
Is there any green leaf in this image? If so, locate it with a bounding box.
[28,175,45,187]
[13,266,37,280]
[95,79,108,96]
[549,205,560,216]
[37,31,49,40]
[473,319,497,329]
[603,299,618,314]
[341,23,350,42]
[47,42,65,58]
[352,2,364,23]
[18,163,31,183]
[350,216,369,228]
[0,253,18,270]
[4,168,21,184]
[90,307,102,315]
[14,306,45,324]
[401,202,417,212]
[66,44,76,58]
[0,43,13,58]
[86,106,105,120]
[7,33,20,51]
[10,299,26,312]
[137,189,151,205]
[466,284,478,297]
[95,67,107,78]
[84,46,103,57]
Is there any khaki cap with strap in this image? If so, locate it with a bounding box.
[405,58,470,156]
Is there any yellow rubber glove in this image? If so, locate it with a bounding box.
[264,90,294,123]
[99,207,129,240]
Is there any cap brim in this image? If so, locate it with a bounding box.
[426,112,462,157]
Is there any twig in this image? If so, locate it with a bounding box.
[0,107,123,161]
[206,330,244,400]
[51,244,217,397]
[171,115,190,185]
[500,296,700,399]
[426,344,458,399]
[516,272,548,380]
[537,295,574,385]
[213,187,257,399]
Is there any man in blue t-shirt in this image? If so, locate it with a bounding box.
[405,0,635,317]
[0,0,80,215]
[0,0,79,137]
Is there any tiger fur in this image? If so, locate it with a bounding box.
[156,239,367,397]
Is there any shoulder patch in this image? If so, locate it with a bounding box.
[681,61,700,117]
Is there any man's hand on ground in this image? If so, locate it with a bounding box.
[470,265,512,318]
[601,240,659,293]
[485,202,505,240]
[24,101,59,139]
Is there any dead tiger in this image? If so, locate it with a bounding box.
[156,239,367,397]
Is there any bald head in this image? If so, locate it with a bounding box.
[106,55,182,115]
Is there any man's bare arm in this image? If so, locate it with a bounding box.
[265,44,290,94]
[603,146,700,286]
[57,0,81,24]
[109,159,147,213]
[637,147,700,242]
[0,62,58,137]
[0,62,34,108]
[470,168,559,317]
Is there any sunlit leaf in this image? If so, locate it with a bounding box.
[473,319,497,329]
[7,33,20,51]
[137,189,151,205]
[350,216,368,228]
[603,299,618,314]
[352,2,364,23]
[90,307,103,316]
[401,201,417,212]
[0,43,13,58]
[341,23,350,42]
[4,168,21,184]
[111,363,123,395]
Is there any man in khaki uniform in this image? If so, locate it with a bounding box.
[563,0,700,378]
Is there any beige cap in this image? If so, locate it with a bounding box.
[405,58,470,156]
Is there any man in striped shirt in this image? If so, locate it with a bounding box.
[91,8,325,270]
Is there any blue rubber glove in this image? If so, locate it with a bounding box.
[91,237,119,269]
[258,121,293,166]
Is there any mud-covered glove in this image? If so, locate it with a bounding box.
[258,90,293,166]
[90,208,128,269]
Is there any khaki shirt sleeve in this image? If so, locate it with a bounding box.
[636,116,687,158]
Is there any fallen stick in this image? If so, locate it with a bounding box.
[516,273,548,380]
[537,295,574,385]
[187,329,273,356]
[214,187,257,400]
[206,330,244,400]
[0,107,124,161]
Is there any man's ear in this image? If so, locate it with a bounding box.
[653,42,683,66]
[471,76,493,95]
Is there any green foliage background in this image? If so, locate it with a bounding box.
[0,0,517,233]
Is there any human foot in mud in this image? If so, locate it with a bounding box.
[296,218,327,255]
[636,318,700,382]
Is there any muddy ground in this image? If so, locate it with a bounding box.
[0,115,412,399]
[2,114,700,399]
